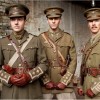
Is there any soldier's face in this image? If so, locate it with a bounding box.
[88,19,100,34]
[47,17,61,30]
[10,17,26,33]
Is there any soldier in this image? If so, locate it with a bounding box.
[0,4,47,99]
[77,8,100,99]
[39,7,77,99]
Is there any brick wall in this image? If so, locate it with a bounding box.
[0,0,18,38]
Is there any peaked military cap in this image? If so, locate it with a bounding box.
[44,7,64,18]
[84,8,100,21]
[5,4,29,18]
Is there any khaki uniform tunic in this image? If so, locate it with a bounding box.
[0,30,47,99]
[39,28,77,94]
[81,33,100,99]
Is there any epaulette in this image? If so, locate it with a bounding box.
[0,35,6,39]
[64,32,71,36]
[29,33,38,37]
[38,32,47,37]
[0,34,9,39]
[33,34,38,37]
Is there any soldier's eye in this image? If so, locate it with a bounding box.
[10,17,16,21]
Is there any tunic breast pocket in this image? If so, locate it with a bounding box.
[58,45,70,58]
[2,46,15,63]
[91,50,100,67]
[23,46,38,63]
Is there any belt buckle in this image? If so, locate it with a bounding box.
[17,67,26,74]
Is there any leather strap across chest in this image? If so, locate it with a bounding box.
[41,32,68,67]
[7,34,33,67]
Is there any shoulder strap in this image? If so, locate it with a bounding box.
[8,34,33,67]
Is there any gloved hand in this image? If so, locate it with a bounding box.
[77,87,84,96]
[56,82,66,90]
[60,68,66,76]
[45,81,55,89]
[9,73,31,86]
[86,88,95,98]
[2,65,15,75]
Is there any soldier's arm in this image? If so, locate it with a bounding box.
[28,37,47,82]
[87,78,100,96]
[0,39,12,86]
[37,34,51,85]
[40,73,51,85]
[60,37,77,86]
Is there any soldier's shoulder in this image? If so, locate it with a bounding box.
[28,33,38,40]
[29,33,38,37]
[63,31,75,42]
[64,31,71,36]
[0,35,9,40]
[63,31,73,38]
[39,31,47,36]
[0,35,9,44]
[38,32,48,39]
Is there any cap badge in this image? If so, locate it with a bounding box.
[52,9,55,12]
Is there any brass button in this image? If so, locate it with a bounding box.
[54,59,56,61]
[64,80,66,82]
[66,77,68,79]
[4,75,7,79]
[89,49,91,51]
[19,64,21,67]
[36,70,39,73]
[18,45,21,48]
[32,72,35,75]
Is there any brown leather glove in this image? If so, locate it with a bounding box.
[60,68,66,76]
[2,65,15,75]
[56,82,66,90]
[77,87,84,96]
[45,81,55,89]
[9,73,31,86]
[86,88,95,98]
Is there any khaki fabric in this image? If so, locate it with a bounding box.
[80,33,100,99]
[39,28,77,94]
[0,30,47,99]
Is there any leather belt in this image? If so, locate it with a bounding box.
[48,61,60,67]
[13,67,33,74]
[85,68,100,77]
[2,65,33,74]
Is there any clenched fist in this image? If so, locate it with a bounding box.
[45,81,55,89]
[9,73,31,86]
[86,88,95,98]
[2,65,15,75]
[56,82,66,90]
